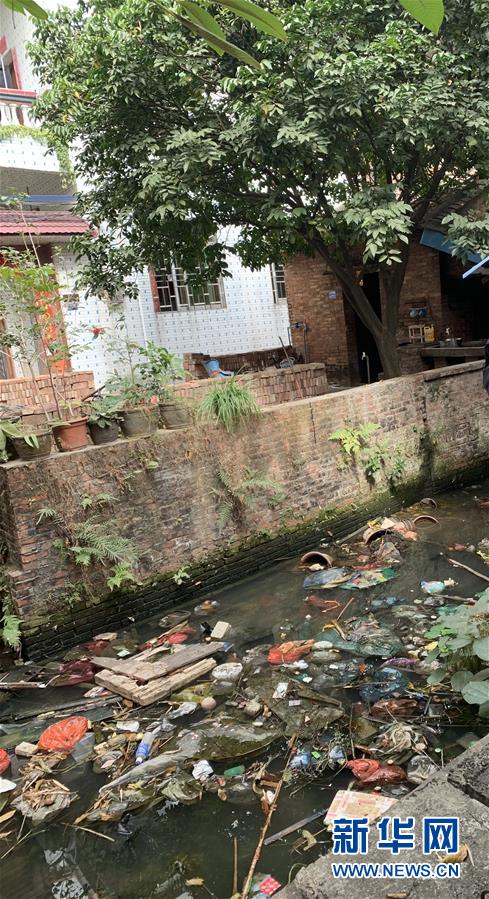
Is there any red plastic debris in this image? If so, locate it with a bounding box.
[38,716,89,752]
[346,759,406,785]
[268,640,314,665]
[52,660,95,687]
[305,595,340,612]
[166,632,188,645]
[259,876,281,896]
[83,639,110,655]
[0,748,11,775]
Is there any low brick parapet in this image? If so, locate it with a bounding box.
[175,363,328,406]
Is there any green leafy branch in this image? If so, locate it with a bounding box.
[424,589,489,716]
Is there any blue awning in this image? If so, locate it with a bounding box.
[420,228,483,264]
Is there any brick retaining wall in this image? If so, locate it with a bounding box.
[1,360,488,656]
[0,370,95,414]
[175,363,328,406]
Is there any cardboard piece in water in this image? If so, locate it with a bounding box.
[324,789,397,825]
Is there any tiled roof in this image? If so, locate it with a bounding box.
[0,210,89,235]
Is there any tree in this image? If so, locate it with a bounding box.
[31,0,489,377]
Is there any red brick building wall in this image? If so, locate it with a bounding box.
[284,253,355,385]
[284,236,478,385]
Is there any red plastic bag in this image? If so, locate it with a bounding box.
[38,716,88,752]
[0,748,11,774]
[268,640,314,665]
[346,758,406,785]
[52,660,95,687]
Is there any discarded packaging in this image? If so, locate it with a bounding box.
[210,621,232,640]
[303,568,349,589]
[211,663,243,682]
[14,742,38,758]
[192,760,213,782]
[325,789,397,825]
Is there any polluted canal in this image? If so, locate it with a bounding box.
[1,483,489,898]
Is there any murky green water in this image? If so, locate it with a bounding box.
[2,482,489,899]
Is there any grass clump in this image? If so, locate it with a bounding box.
[199,377,261,432]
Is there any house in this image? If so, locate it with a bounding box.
[0,11,291,396]
[285,230,489,387]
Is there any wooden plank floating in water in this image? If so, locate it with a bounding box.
[94,657,217,705]
[90,643,224,683]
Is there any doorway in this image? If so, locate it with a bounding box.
[352,271,383,383]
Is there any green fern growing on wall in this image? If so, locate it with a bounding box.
[214,466,285,534]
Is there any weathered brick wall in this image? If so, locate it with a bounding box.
[393,240,442,341]
[0,371,95,414]
[175,363,328,406]
[183,347,296,378]
[1,361,488,654]
[284,254,353,385]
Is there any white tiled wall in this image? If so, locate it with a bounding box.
[54,248,124,386]
[1,16,291,384]
[125,260,290,358]
[55,245,291,387]
[0,10,60,172]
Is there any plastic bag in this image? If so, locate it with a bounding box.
[166,631,189,645]
[303,568,349,589]
[346,759,406,785]
[342,567,396,590]
[359,667,408,703]
[371,595,404,610]
[0,749,11,775]
[421,581,446,595]
[267,641,313,664]
[407,754,438,785]
[38,716,88,752]
[368,723,427,762]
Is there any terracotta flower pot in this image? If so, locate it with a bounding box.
[10,429,53,461]
[89,421,120,445]
[120,405,159,438]
[53,418,90,452]
[159,401,192,429]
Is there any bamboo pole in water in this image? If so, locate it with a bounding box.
[240,734,298,899]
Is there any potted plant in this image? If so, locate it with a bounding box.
[138,342,191,429]
[51,403,90,452]
[0,419,53,462]
[106,375,159,438]
[0,248,90,454]
[86,394,122,445]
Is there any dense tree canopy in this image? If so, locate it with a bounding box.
[31,0,489,376]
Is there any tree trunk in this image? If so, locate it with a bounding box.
[376,326,401,378]
[312,233,408,380]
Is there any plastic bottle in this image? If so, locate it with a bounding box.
[135,731,156,765]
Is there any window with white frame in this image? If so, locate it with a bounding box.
[270,263,287,303]
[153,263,224,312]
[0,53,17,90]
